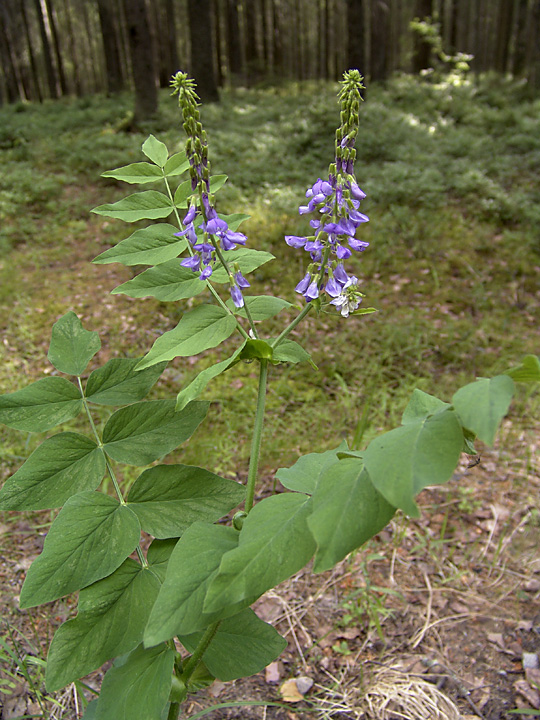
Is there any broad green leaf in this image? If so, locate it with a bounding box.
[209,174,228,193]
[92,225,187,266]
[276,441,348,495]
[95,644,174,720]
[46,559,160,691]
[127,464,245,538]
[0,377,82,432]
[92,191,174,222]
[85,358,167,405]
[0,433,105,510]
[20,492,141,608]
[102,400,208,466]
[364,409,464,517]
[111,260,204,301]
[173,179,193,208]
[204,493,316,614]
[137,306,238,369]
[220,213,250,231]
[452,375,515,446]
[402,389,450,425]
[505,354,540,383]
[239,340,273,361]
[147,538,178,583]
[47,312,101,376]
[180,608,287,681]
[144,523,242,645]
[102,162,163,184]
[211,247,274,282]
[163,152,189,177]
[308,459,395,572]
[271,339,316,368]
[226,296,292,321]
[176,344,246,412]
[142,135,169,167]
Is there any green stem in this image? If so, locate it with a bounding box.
[162,176,249,341]
[270,303,313,350]
[244,359,269,513]
[76,377,148,569]
[167,702,180,720]
[181,622,221,683]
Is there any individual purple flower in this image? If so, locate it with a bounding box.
[329,276,363,317]
[230,285,245,308]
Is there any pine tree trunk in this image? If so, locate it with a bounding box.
[44,0,68,94]
[123,0,159,120]
[370,0,390,81]
[412,0,433,73]
[226,0,243,79]
[97,0,124,94]
[347,0,365,73]
[33,0,59,97]
[187,0,219,101]
[21,0,43,101]
[164,0,180,76]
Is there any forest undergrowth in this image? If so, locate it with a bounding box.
[0,73,539,719]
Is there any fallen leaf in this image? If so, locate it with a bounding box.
[265,661,281,684]
[514,679,540,709]
[280,679,304,703]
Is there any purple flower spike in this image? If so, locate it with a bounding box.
[230,285,244,308]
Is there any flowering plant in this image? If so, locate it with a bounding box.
[0,70,538,719]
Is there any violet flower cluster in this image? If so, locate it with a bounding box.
[171,72,249,308]
[285,70,369,317]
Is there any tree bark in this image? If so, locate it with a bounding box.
[226,0,243,79]
[33,0,59,97]
[347,0,365,74]
[123,0,159,120]
[21,0,43,101]
[44,0,68,94]
[97,0,124,93]
[188,0,219,101]
[412,0,433,73]
[370,0,390,81]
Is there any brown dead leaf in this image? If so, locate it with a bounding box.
[514,679,540,708]
[280,679,304,703]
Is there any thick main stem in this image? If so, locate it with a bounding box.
[182,622,221,682]
[244,359,269,513]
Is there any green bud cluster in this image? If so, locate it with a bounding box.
[334,69,365,176]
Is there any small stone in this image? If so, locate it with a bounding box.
[523,653,539,670]
[295,676,314,695]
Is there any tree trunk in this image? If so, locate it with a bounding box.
[21,0,43,101]
[412,0,433,73]
[33,0,59,97]
[347,0,365,74]
[44,0,68,94]
[164,0,180,76]
[187,0,219,101]
[370,0,390,81]
[494,0,514,72]
[123,0,159,120]
[226,0,243,79]
[97,0,124,93]
[62,0,82,95]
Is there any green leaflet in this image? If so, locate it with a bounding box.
[144,523,243,646]
[92,191,174,222]
[102,400,208,466]
[94,644,174,720]
[102,162,164,184]
[363,408,464,517]
[401,389,450,425]
[276,441,348,495]
[175,343,246,412]
[111,260,205,301]
[204,493,316,614]
[452,375,515,446]
[220,213,250,231]
[47,311,101,376]
[20,492,141,608]
[505,354,540,383]
[0,377,83,432]
[210,247,275,282]
[45,559,160,691]
[127,464,245,539]
[308,459,396,572]
[136,306,238,369]
[179,608,287,682]
[0,432,105,510]
[147,538,178,583]
[226,296,292,321]
[271,338,316,368]
[142,135,169,167]
[174,174,228,208]
[93,224,187,266]
[163,152,190,177]
[85,358,167,406]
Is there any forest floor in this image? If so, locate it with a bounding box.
[1,76,540,719]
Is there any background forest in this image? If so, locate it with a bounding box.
[1,1,540,720]
[1,0,540,116]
